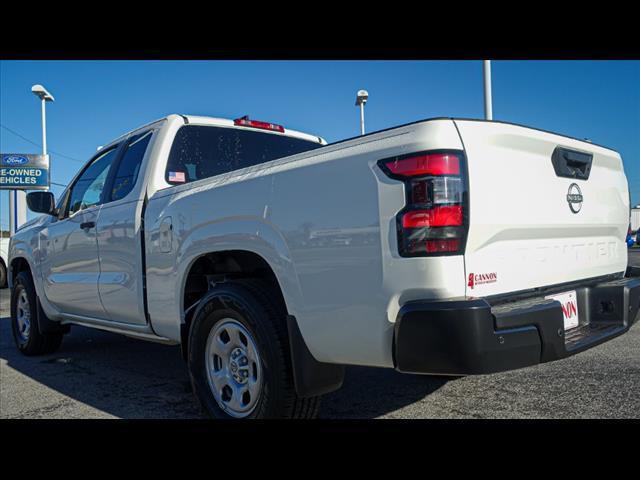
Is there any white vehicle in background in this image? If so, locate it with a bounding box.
[0,236,8,288]
[8,114,640,419]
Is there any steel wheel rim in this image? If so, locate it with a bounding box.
[205,318,263,418]
[16,288,31,342]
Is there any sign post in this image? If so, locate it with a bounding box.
[8,192,27,236]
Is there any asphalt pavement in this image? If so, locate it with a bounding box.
[1,248,639,419]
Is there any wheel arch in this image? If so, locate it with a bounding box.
[9,256,69,335]
[178,248,344,398]
[181,249,288,320]
[9,256,33,287]
[172,219,306,334]
[179,249,292,354]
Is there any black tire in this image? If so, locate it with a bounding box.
[0,261,7,289]
[188,279,321,419]
[11,271,63,356]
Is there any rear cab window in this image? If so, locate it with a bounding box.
[165,125,323,185]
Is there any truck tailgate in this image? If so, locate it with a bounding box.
[455,119,630,297]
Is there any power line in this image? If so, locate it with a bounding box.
[0,123,84,163]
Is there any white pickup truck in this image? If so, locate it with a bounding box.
[8,114,640,419]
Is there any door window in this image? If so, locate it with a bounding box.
[67,147,118,216]
[111,131,153,201]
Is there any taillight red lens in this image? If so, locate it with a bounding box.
[378,149,468,257]
[425,238,461,253]
[401,206,463,228]
[384,152,460,177]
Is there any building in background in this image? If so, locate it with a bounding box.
[0,191,9,237]
[631,205,640,232]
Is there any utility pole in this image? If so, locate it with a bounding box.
[483,60,493,120]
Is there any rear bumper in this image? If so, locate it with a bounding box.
[394,273,640,375]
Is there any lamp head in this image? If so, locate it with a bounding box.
[31,84,55,102]
[355,89,369,106]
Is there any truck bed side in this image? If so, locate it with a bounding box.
[145,119,464,368]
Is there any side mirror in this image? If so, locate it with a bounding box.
[26,191,57,216]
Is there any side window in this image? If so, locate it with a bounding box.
[165,125,322,185]
[110,131,153,202]
[67,148,118,216]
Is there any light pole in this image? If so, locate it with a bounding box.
[483,60,493,120]
[9,85,55,235]
[355,89,369,135]
[31,84,55,156]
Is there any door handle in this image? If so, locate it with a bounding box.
[80,221,96,230]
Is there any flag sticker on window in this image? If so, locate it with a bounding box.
[168,171,186,183]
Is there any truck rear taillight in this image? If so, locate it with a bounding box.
[401,206,463,228]
[234,116,285,133]
[379,150,469,257]
[384,152,460,176]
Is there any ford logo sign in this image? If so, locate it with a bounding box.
[2,155,29,166]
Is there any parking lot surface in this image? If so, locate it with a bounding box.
[2,248,639,419]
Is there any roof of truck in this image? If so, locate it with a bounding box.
[106,114,327,149]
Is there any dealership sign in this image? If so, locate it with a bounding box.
[0,153,50,190]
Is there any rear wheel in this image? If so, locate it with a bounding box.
[188,279,321,419]
[11,271,63,356]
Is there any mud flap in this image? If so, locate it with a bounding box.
[37,297,70,335]
[286,315,345,398]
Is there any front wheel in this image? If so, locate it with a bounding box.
[188,279,321,419]
[11,271,63,356]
